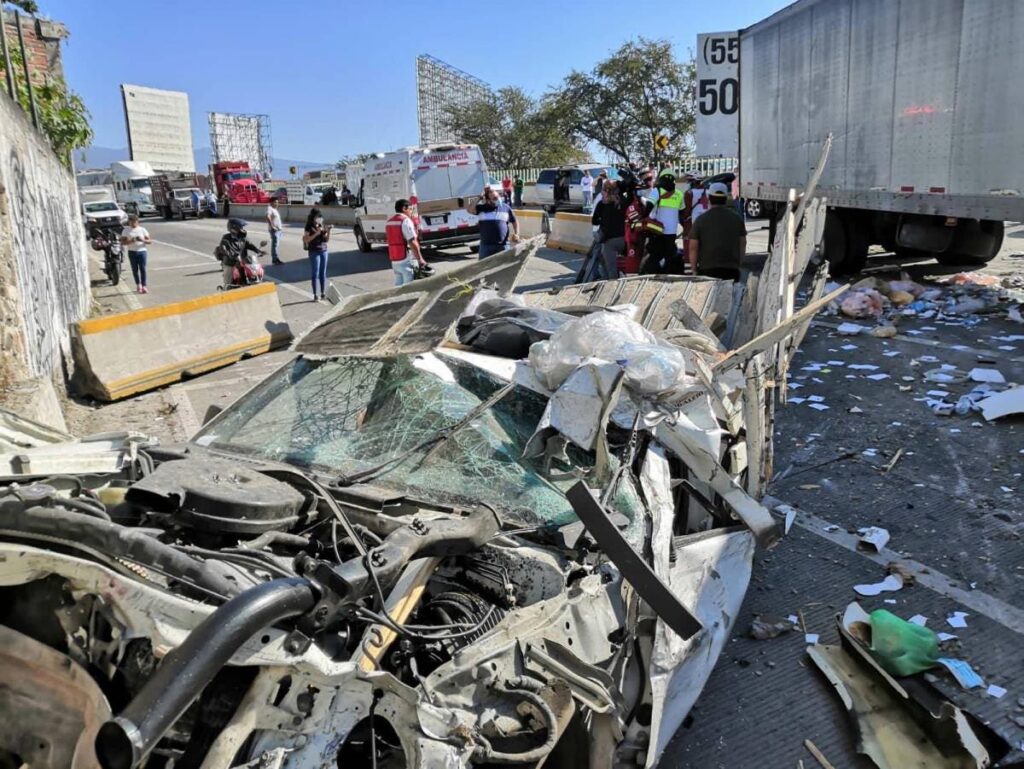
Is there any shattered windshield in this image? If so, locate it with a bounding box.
[192,355,641,528]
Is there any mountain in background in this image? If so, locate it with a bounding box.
[75,146,331,178]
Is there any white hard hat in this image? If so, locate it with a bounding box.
[708,182,730,198]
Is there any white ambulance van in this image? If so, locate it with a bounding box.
[353,144,490,254]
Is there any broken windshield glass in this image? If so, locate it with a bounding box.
[193,355,641,528]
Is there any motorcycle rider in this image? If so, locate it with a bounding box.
[215,218,263,288]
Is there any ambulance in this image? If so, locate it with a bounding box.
[353,144,490,254]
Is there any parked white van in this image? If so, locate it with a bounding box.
[533,163,620,209]
[110,160,156,216]
[354,144,490,253]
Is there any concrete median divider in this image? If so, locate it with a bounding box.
[70,283,292,401]
[512,209,549,239]
[226,203,357,227]
[546,212,594,255]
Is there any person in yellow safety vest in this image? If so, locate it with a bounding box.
[643,169,685,274]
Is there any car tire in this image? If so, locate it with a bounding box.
[354,225,372,253]
[745,199,762,219]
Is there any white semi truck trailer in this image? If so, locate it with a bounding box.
[701,0,1023,272]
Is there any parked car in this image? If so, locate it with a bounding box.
[533,164,620,210]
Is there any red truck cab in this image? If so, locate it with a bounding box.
[212,161,256,199]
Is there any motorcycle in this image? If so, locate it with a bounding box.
[89,225,124,286]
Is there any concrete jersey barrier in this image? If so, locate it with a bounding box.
[70,283,292,401]
[546,211,595,255]
[226,203,358,228]
[512,209,549,239]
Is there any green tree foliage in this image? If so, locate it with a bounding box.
[7,1,40,13]
[445,86,586,169]
[550,38,696,165]
[2,32,92,167]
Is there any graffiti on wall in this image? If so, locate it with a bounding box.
[0,98,89,379]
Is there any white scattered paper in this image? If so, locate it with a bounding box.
[986,684,1007,698]
[788,397,806,404]
[826,360,846,366]
[905,329,924,335]
[884,599,897,605]
[838,322,867,335]
[927,390,950,398]
[854,574,904,596]
[808,403,830,411]
[921,326,938,331]
[947,611,969,628]
[788,382,804,389]
[849,364,880,371]
[883,350,902,357]
[787,614,800,625]
[812,377,824,383]
[950,428,962,434]
[997,345,1016,351]
[805,633,820,644]
[857,526,890,551]
[908,614,928,626]
[866,373,891,381]
[937,657,984,689]
[775,504,797,535]
[969,368,1006,384]
[937,632,958,642]
[918,355,940,363]
[808,395,826,402]
[840,344,859,351]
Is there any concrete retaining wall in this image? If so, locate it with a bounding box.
[546,212,595,255]
[227,203,358,228]
[0,93,90,429]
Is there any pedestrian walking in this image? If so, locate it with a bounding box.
[591,181,626,279]
[466,185,520,258]
[205,189,218,217]
[513,175,524,208]
[581,169,594,211]
[190,188,201,216]
[386,199,427,286]
[501,175,513,206]
[302,207,332,301]
[687,182,747,281]
[266,198,284,264]
[120,214,151,293]
[646,169,685,274]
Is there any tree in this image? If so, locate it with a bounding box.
[335,152,378,171]
[2,33,92,167]
[550,38,696,166]
[445,86,585,169]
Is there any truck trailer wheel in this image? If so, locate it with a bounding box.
[354,225,372,253]
[935,220,1004,266]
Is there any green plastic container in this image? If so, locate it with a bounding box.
[868,609,940,677]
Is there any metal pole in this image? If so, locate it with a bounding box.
[14,11,39,128]
[0,10,15,99]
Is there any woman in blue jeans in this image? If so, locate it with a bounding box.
[120,214,152,293]
[302,208,331,301]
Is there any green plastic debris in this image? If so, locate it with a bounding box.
[868,609,940,676]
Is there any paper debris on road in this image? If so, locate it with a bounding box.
[979,387,1024,421]
[986,684,1007,698]
[854,574,904,596]
[788,396,807,404]
[937,657,984,689]
[809,403,830,411]
[927,390,951,397]
[947,611,969,629]
[808,395,826,402]
[866,373,891,381]
[805,633,820,644]
[883,350,902,357]
[936,632,958,642]
[840,343,859,350]
[837,322,868,335]
[849,364,880,371]
[908,614,928,626]
[968,368,1006,384]
[857,526,890,552]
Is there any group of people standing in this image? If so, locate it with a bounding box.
[587,168,746,282]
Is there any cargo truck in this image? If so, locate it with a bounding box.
[110,160,156,216]
[150,173,206,219]
[702,0,1023,272]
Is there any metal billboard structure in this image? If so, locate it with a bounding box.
[415,54,490,145]
[208,112,273,177]
[120,84,195,172]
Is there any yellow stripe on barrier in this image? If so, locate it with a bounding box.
[554,212,592,222]
[513,209,545,218]
[77,283,278,335]
[101,334,290,401]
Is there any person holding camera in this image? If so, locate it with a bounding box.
[302,207,332,301]
[465,185,519,258]
[590,181,626,279]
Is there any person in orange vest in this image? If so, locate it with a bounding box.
[386,199,427,286]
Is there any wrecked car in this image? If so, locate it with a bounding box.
[0,238,829,769]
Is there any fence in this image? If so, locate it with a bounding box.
[490,157,739,185]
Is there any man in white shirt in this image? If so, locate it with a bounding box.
[581,169,594,211]
[266,198,283,264]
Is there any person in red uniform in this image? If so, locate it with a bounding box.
[501,175,513,206]
[386,199,427,286]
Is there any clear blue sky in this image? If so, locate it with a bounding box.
[45,0,788,163]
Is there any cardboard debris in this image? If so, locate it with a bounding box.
[857,526,891,551]
[979,386,1024,421]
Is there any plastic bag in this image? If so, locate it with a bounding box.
[868,609,940,676]
[840,288,885,319]
[528,312,692,398]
